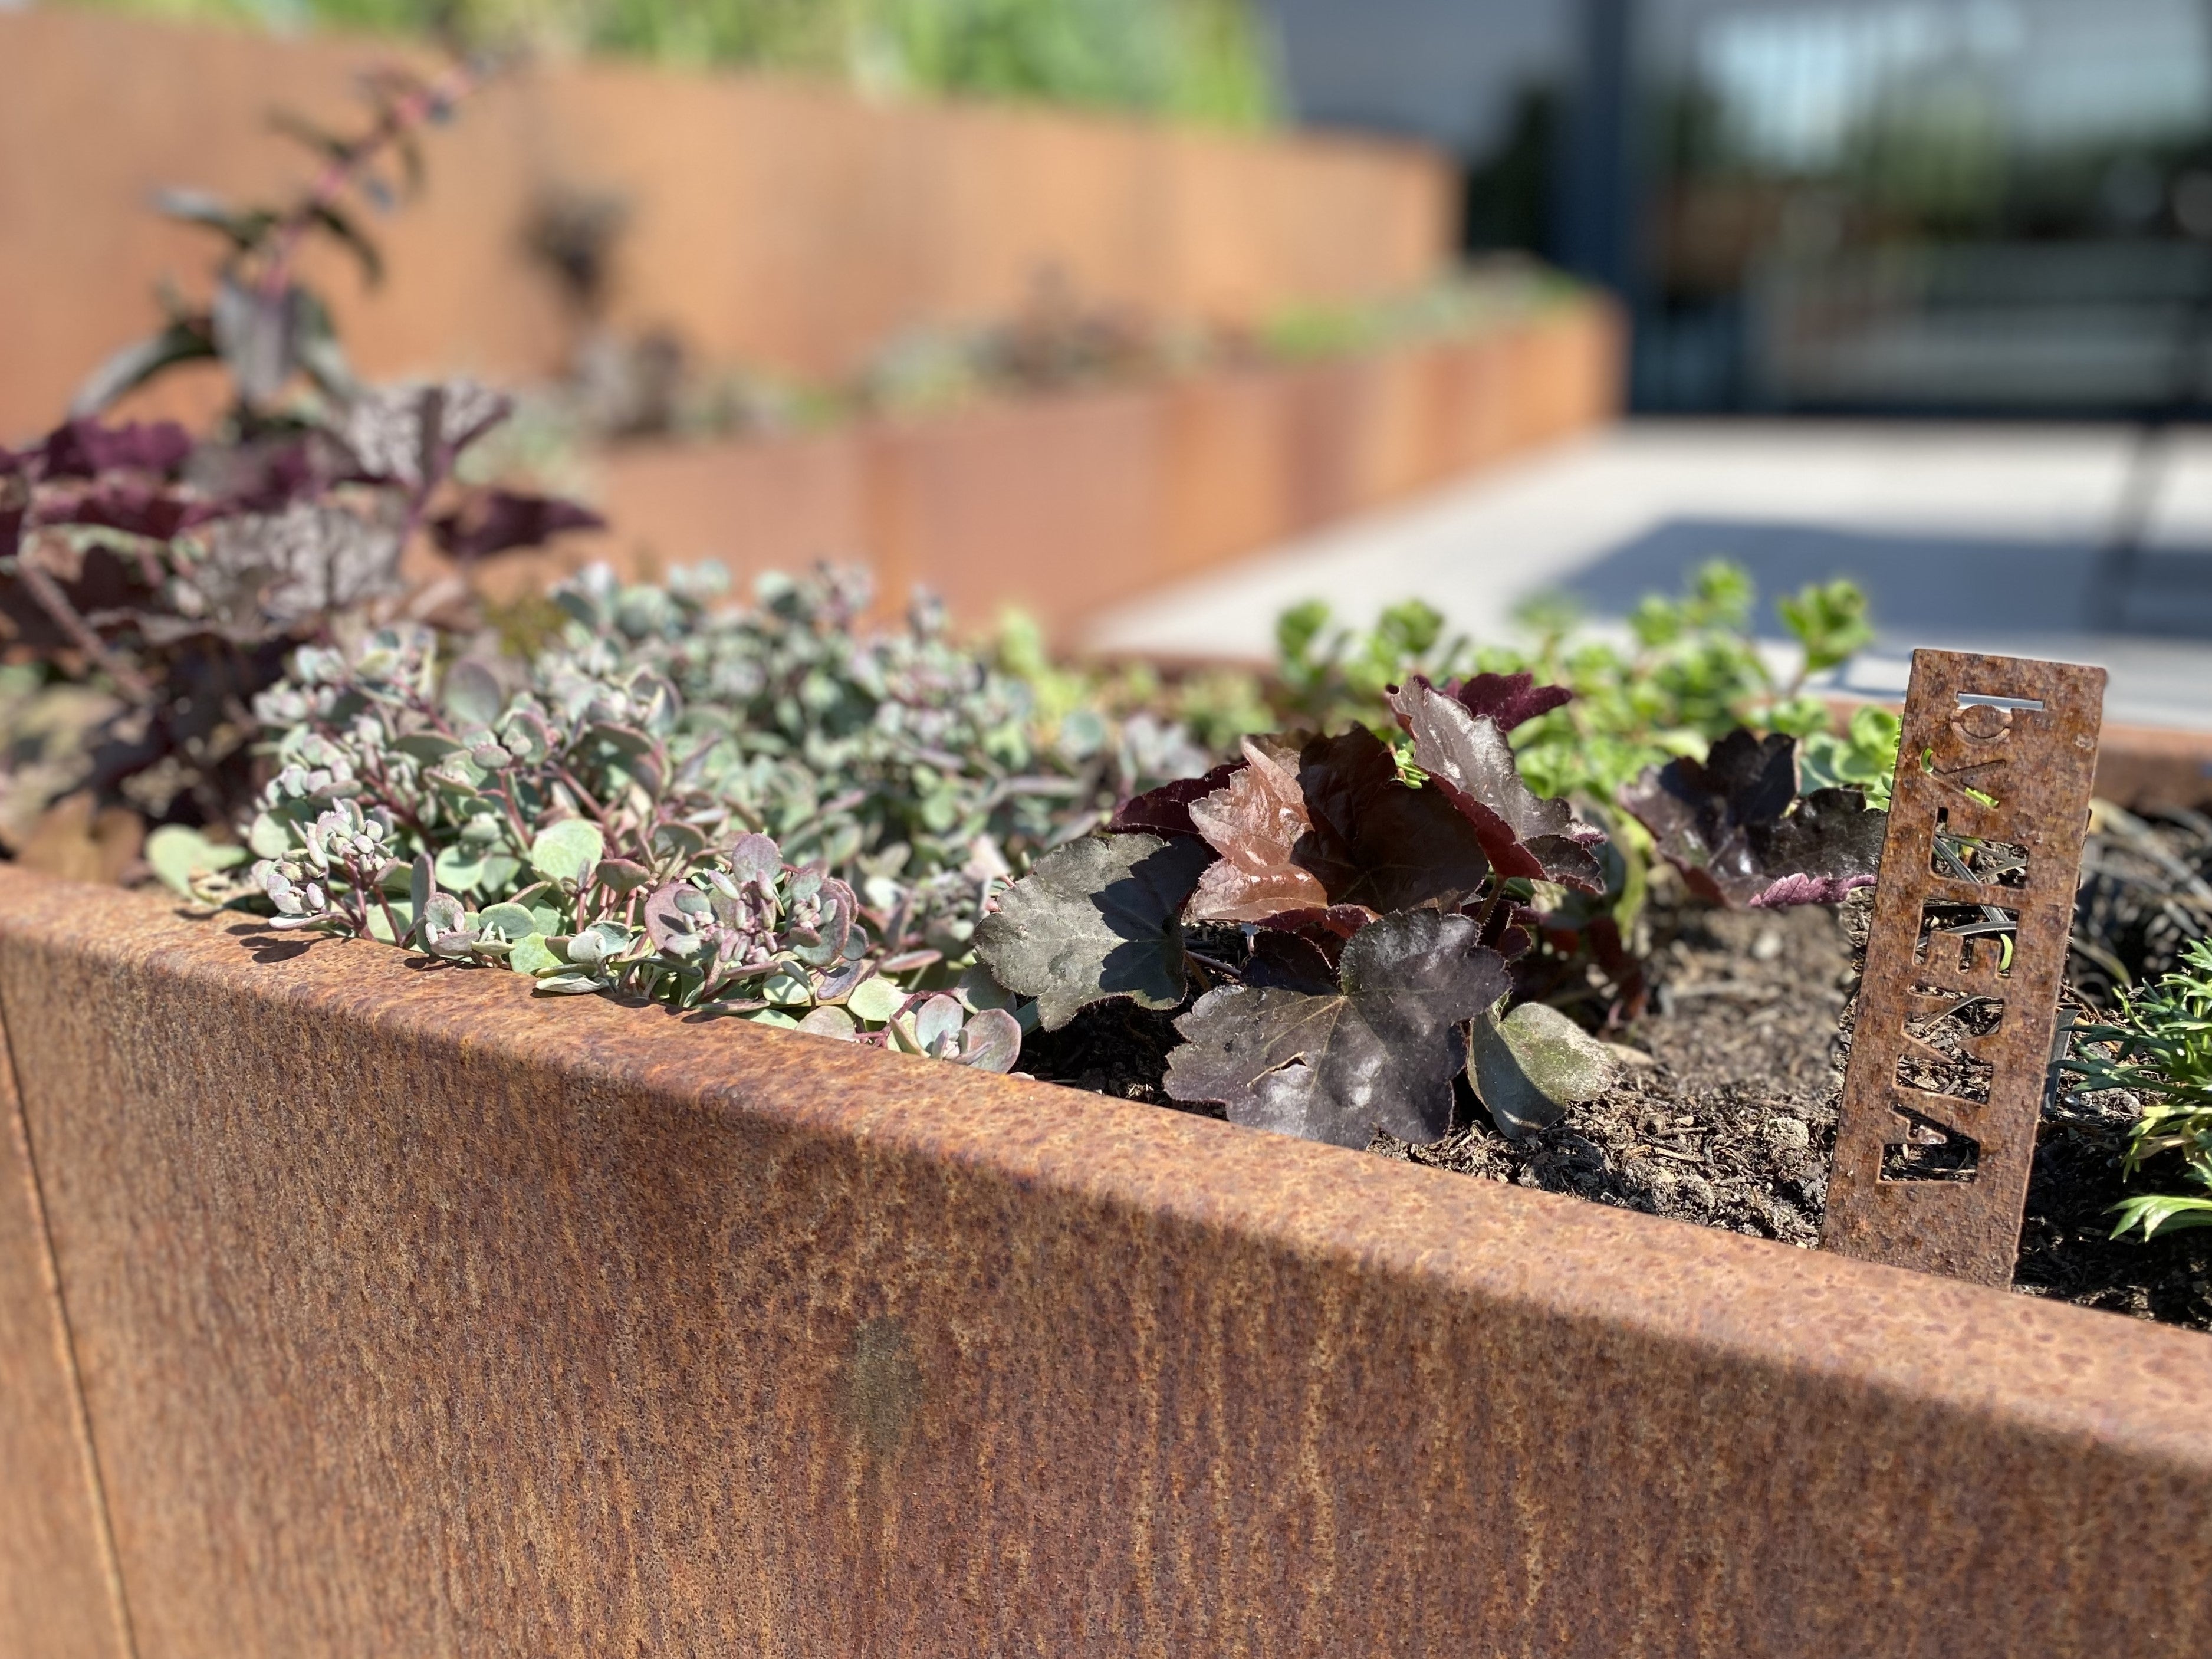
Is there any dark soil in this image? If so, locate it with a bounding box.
[1021,814,2212,1334]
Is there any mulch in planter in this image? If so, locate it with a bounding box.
[1020,816,2212,1334]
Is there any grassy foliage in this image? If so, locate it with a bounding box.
[2068,938,2212,1239]
[57,0,1281,128]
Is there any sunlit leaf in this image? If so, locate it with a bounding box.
[1164,909,1511,1148]
[972,832,1214,1031]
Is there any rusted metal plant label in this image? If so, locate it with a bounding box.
[1822,649,2105,1285]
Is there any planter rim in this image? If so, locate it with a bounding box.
[5,861,2207,1456]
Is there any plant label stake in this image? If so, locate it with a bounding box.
[1822,649,2105,1286]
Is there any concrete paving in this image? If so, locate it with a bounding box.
[1084,420,2212,731]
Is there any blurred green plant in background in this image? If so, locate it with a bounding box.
[1269,559,1875,809]
[58,0,1281,128]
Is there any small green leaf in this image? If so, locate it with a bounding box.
[762,967,814,1008]
[1468,1001,1619,1139]
[529,820,604,886]
[507,934,561,977]
[430,845,484,894]
[146,825,247,898]
[533,971,604,996]
[846,975,902,1025]
[443,660,505,728]
[797,1004,856,1039]
[393,732,464,764]
[249,812,295,859]
[477,902,537,940]
[744,1008,801,1029]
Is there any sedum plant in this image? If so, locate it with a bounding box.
[2066,937,2212,1239]
[212,562,1207,1070]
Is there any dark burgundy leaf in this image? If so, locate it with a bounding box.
[1445,669,1572,733]
[1243,929,1337,993]
[1619,728,1886,908]
[212,277,303,408]
[1254,904,1376,968]
[972,832,1215,1030]
[35,481,206,541]
[1164,909,1511,1148]
[38,419,193,480]
[1109,760,1243,837]
[1386,676,1605,893]
[1293,725,1495,911]
[432,490,607,559]
[0,546,157,649]
[1184,737,1327,922]
[191,434,336,514]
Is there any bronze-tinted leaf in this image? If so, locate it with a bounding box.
[1386,676,1604,892]
[1185,737,1327,922]
[1164,909,1510,1148]
[1619,728,1885,908]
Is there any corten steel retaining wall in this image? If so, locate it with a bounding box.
[0,8,1455,442]
[478,302,1622,633]
[1,869,2210,1655]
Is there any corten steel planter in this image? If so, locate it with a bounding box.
[2,868,2211,1657]
[0,10,1457,441]
[476,303,1622,636]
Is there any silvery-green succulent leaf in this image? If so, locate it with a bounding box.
[1467,1001,1618,1139]
[442,659,504,728]
[146,824,247,899]
[475,902,537,941]
[847,976,903,1024]
[797,1004,856,1039]
[419,893,475,960]
[972,832,1215,1032]
[529,819,604,886]
[507,934,561,977]
[534,971,604,996]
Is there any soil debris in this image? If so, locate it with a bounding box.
[1021,817,2212,1332]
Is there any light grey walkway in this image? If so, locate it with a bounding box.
[1085,421,2212,731]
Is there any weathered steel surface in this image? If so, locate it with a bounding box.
[1824,649,2106,1285]
[1,868,2208,1657]
[0,968,132,1658]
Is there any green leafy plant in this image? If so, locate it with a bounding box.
[64,0,1280,130]
[2066,938,2212,1239]
[1801,702,1902,808]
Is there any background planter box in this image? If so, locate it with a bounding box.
[482,301,1622,635]
[0,8,1454,442]
[2,866,2208,1656]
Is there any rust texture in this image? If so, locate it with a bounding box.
[0,960,132,1658]
[1824,648,2106,1285]
[0,7,1454,438]
[1,868,2208,1656]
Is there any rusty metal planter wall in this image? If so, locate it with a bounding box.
[472,302,1622,638]
[1,865,2209,1658]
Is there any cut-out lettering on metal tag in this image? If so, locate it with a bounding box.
[1820,649,2105,1286]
